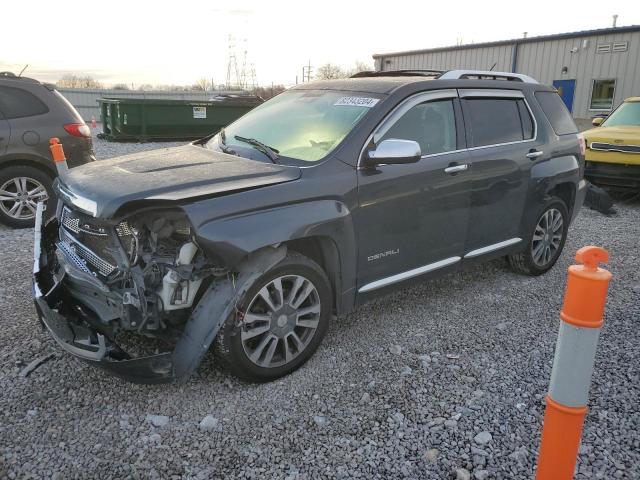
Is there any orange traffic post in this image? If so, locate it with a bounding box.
[536,246,612,480]
[49,137,68,177]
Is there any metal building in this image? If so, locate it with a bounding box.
[373,25,640,126]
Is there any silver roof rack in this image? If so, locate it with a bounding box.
[439,70,538,84]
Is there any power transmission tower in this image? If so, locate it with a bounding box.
[226,35,241,89]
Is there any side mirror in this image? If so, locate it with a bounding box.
[364,139,421,167]
[592,117,604,127]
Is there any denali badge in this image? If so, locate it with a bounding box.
[368,249,400,262]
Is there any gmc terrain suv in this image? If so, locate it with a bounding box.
[0,72,94,227]
[33,69,587,383]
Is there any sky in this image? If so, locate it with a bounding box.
[1,0,638,88]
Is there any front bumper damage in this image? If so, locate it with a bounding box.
[33,203,286,383]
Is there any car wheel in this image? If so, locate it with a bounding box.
[0,166,54,229]
[214,252,332,382]
[508,197,569,276]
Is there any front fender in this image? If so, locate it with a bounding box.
[189,199,355,268]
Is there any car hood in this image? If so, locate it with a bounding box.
[57,144,301,218]
[583,125,640,144]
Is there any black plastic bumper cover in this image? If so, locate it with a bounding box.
[585,161,640,189]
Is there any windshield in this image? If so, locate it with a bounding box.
[603,101,640,127]
[205,90,380,162]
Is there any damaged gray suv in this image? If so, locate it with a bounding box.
[33,70,587,383]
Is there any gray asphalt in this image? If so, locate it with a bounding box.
[0,136,638,479]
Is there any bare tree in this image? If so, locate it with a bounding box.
[136,84,155,91]
[252,85,286,100]
[347,61,372,76]
[193,78,214,91]
[316,63,346,80]
[57,74,103,88]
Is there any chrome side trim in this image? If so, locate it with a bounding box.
[358,89,539,168]
[357,90,458,169]
[464,238,522,258]
[358,256,461,293]
[57,184,98,217]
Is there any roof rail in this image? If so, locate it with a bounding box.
[350,69,443,79]
[438,70,538,83]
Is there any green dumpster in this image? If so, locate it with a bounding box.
[97,95,263,141]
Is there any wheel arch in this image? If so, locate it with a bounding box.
[0,155,56,178]
[547,181,576,217]
[282,236,343,314]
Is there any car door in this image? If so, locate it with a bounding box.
[459,89,543,256]
[355,90,472,293]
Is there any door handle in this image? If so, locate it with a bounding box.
[444,164,469,174]
[526,150,544,159]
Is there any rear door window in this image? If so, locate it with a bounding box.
[0,86,49,119]
[535,91,578,135]
[462,98,532,147]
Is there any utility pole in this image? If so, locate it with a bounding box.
[302,60,313,83]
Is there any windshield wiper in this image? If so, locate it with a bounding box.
[233,135,279,163]
[216,128,237,155]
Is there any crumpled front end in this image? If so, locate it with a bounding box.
[32,201,286,383]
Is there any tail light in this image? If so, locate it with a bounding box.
[64,123,91,138]
[577,133,586,156]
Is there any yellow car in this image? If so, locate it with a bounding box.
[583,97,640,190]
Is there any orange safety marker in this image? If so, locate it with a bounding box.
[49,137,69,177]
[536,246,612,480]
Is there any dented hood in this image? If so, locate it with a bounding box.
[57,144,301,218]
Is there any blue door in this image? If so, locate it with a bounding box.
[552,79,576,112]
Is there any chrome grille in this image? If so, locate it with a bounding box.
[116,221,134,237]
[590,142,640,154]
[56,240,92,275]
[59,227,116,276]
[61,207,107,236]
[61,207,80,234]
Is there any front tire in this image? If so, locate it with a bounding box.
[508,197,569,276]
[214,252,332,382]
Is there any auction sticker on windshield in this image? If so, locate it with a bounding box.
[334,97,379,108]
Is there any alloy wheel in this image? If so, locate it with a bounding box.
[531,208,564,267]
[241,274,321,369]
[0,177,49,221]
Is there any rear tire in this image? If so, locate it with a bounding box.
[214,252,332,382]
[508,197,569,276]
[0,165,54,229]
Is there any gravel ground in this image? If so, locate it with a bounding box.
[0,137,639,479]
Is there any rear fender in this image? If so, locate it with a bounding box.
[524,154,580,231]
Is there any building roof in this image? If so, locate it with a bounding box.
[373,25,640,59]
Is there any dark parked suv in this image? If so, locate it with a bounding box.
[0,72,94,227]
[33,69,587,383]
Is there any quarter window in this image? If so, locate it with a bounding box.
[380,99,457,155]
[0,86,49,119]
[463,98,532,147]
[535,91,578,135]
[590,79,616,110]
